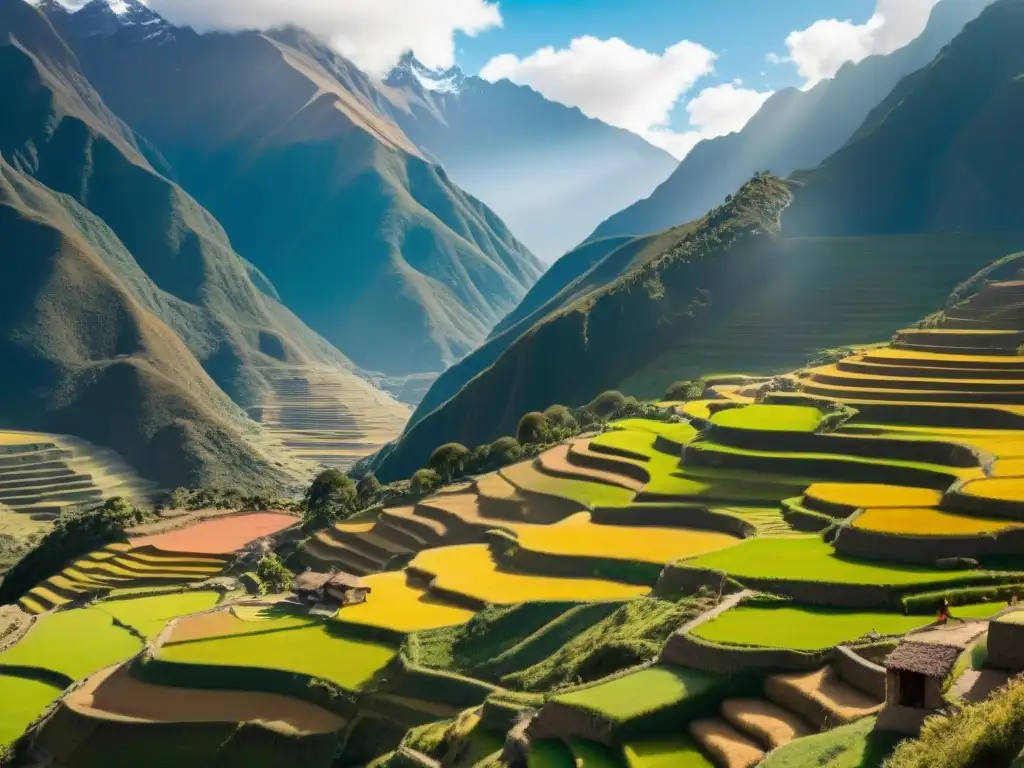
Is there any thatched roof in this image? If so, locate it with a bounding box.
[294,571,332,591]
[884,641,962,678]
[326,572,362,589]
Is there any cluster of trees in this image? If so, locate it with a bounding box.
[162,487,292,513]
[0,497,149,603]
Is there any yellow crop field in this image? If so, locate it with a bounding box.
[513,512,739,564]
[854,507,1020,536]
[335,571,473,633]
[960,477,1024,502]
[804,484,943,511]
[410,544,648,604]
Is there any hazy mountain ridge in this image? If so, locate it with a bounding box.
[43,3,544,380]
[588,0,992,243]
[382,54,678,260]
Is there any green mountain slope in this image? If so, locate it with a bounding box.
[44,10,543,380]
[589,0,990,243]
[784,0,1024,237]
[0,0,400,489]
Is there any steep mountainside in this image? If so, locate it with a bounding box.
[44,3,543,379]
[383,56,677,260]
[784,0,1024,237]
[0,0,401,489]
[589,0,991,242]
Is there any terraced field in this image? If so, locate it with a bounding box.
[253,365,410,472]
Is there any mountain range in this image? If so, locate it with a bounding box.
[365,0,1024,483]
[587,0,993,243]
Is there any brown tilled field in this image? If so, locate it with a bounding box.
[67,664,345,733]
[130,513,297,555]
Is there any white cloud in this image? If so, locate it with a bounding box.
[784,0,939,87]
[141,0,502,76]
[765,52,785,65]
[480,36,716,137]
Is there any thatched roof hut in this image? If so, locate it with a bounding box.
[294,571,333,593]
[884,642,962,679]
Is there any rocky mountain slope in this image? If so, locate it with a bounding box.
[43,2,544,380]
[588,0,991,243]
[0,0,404,490]
[383,55,678,260]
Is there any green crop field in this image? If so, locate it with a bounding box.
[683,535,996,587]
[758,716,899,768]
[607,420,698,445]
[0,674,62,747]
[691,604,932,650]
[567,739,623,768]
[157,623,396,691]
[502,462,637,508]
[710,405,823,433]
[622,736,715,768]
[554,665,719,722]
[0,609,141,681]
[527,739,576,768]
[94,591,222,638]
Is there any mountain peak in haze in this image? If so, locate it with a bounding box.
[387,53,466,95]
[40,0,173,43]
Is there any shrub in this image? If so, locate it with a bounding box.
[303,470,358,529]
[0,497,150,603]
[517,412,551,444]
[411,469,442,496]
[587,391,628,418]
[664,380,704,401]
[465,444,492,476]
[357,473,382,501]
[428,443,471,482]
[256,553,293,594]
[544,405,578,432]
[489,437,523,466]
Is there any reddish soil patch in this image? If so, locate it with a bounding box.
[68,664,344,733]
[130,513,297,555]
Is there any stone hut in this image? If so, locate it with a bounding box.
[987,612,1024,671]
[294,570,370,609]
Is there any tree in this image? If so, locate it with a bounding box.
[411,468,441,496]
[517,412,550,444]
[664,381,701,401]
[465,444,491,475]
[303,470,357,528]
[587,390,627,418]
[256,553,293,594]
[356,473,381,501]
[544,405,578,432]
[428,443,470,482]
[489,437,522,467]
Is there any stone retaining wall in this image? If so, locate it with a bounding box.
[986,619,1024,672]
[659,632,830,674]
[833,524,1024,564]
[591,505,755,538]
[834,645,886,700]
[527,701,615,744]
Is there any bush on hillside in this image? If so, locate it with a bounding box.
[586,390,628,418]
[303,470,358,529]
[489,437,523,466]
[543,405,578,432]
[411,468,442,496]
[0,497,149,603]
[664,380,704,401]
[516,412,550,444]
[356,473,382,501]
[464,444,492,476]
[163,487,285,513]
[256,552,293,594]
[428,443,471,482]
[885,678,1024,768]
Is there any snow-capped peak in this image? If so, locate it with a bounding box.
[387,53,466,95]
[37,0,176,44]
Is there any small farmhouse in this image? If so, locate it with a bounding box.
[294,570,371,611]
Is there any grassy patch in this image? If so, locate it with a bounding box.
[336,572,474,634]
[0,608,141,681]
[692,604,930,650]
[409,545,648,605]
[759,716,897,767]
[554,665,719,722]
[0,674,62,748]
[567,739,624,768]
[622,736,715,768]
[683,535,993,586]
[157,623,396,691]
[710,404,823,432]
[853,507,1020,536]
[94,590,221,638]
[606,421,698,445]
[501,463,636,508]
[527,739,576,768]
[504,594,715,692]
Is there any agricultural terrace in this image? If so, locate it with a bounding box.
[709,405,823,432]
[334,571,474,633]
[511,513,739,564]
[409,544,648,605]
[129,512,297,554]
[501,461,635,508]
[607,419,699,445]
[156,622,396,691]
[0,675,62,747]
[853,507,1022,536]
[94,591,222,638]
[957,477,1024,504]
[803,483,943,513]
[165,606,313,645]
[681,536,994,586]
[554,665,719,722]
[691,604,932,651]
[67,664,346,733]
[0,608,140,681]
[622,736,715,768]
